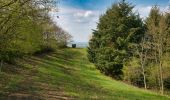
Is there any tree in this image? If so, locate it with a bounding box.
[88,0,145,79]
[136,37,147,89]
[146,6,170,94]
[0,0,69,66]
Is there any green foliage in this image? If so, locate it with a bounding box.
[124,5,170,93]
[88,0,144,79]
[0,0,72,63]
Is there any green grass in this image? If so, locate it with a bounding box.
[0,48,170,99]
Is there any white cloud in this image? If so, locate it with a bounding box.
[134,5,169,19]
[71,9,98,24]
[74,11,94,18]
[73,10,98,23]
[50,7,99,42]
[134,6,151,18]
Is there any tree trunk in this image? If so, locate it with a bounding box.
[158,37,164,95]
[141,38,147,90]
[159,62,164,95]
[0,60,3,72]
[141,63,147,89]
[155,50,161,91]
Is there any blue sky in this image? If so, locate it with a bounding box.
[61,0,169,10]
[51,0,170,42]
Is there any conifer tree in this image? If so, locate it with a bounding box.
[88,0,144,79]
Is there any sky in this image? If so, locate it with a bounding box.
[51,0,170,42]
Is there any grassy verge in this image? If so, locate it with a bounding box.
[0,48,169,100]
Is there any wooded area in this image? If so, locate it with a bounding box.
[88,0,170,94]
[0,0,72,69]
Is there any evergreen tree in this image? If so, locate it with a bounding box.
[88,0,144,79]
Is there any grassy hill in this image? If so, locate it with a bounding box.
[0,48,169,100]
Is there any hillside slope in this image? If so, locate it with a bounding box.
[0,48,169,100]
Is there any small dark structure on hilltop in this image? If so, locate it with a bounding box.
[72,44,76,48]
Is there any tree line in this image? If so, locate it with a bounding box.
[0,0,72,70]
[88,0,170,94]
